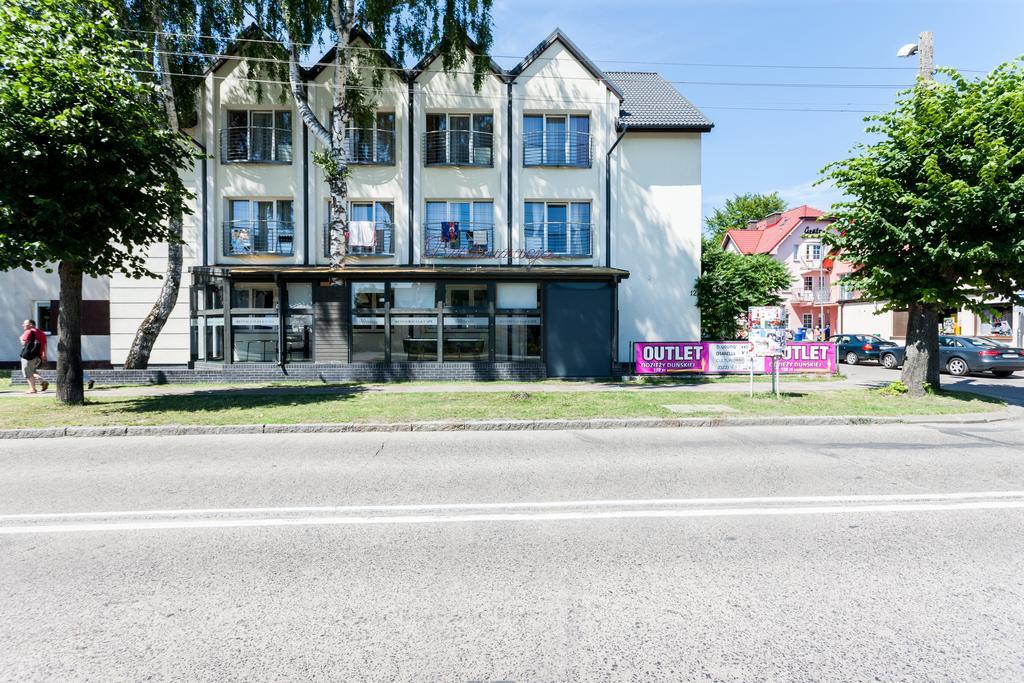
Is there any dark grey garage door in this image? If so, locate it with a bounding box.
[543,282,613,377]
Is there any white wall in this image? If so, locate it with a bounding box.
[839,301,895,339]
[0,269,109,362]
[108,166,199,366]
[614,132,703,361]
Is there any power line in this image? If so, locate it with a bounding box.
[121,27,989,74]
[136,47,917,90]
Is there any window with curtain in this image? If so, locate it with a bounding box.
[348,111,395,164]
[523,114,590,166]
[226,199,294,255]
[425,113,492,165]
[523,201,592,257]
[425,201,493,255]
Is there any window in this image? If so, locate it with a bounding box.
[803,276,814,291]
[347,201,395,255]
[222,110,292,163]
[802,314,813,329]
[523,114,590,166]
[34,302,54,334]
[348,111,396,164]
[801,242,821,261]
[351,283,386,362]
[424,201,494,255]
[524,202,592,257]
[226,200,294,256]
[391,316,438,361]
[496,283,541,361]
[425,113,493,166]
[231,283,275,309]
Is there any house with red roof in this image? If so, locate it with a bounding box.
[721,205,847,334]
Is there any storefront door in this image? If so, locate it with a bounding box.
[543,282,613,377]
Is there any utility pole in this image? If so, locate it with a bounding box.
[917,31,935,81]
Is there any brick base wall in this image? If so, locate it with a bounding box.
[11,362,547,385]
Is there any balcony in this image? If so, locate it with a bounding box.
[792,288,832,305]
[344,128,396,165]
[323,221,395,257]
[523,131,592,168]
[423,130,493,167]
[219,126,293,164]
[424,221,494,257]
[223,220,294,256]
[525,222,593,257]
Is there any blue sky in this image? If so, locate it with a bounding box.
[488,0,1024,225]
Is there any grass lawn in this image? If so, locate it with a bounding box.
[0,387,1002,429]
[0,369,10,390]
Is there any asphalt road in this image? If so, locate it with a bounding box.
[843,361,1024,405]
[3,424,1024,681]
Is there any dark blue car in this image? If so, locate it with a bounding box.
[828,334,900,365]
[880,336,1024,377]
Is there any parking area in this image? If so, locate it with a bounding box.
[841,360,1024,406]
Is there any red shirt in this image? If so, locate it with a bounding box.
[20,328,47,358]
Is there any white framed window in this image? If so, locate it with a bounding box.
[524,201,592,257]
[424,200,494,253]
[425,113,493,166]
[225,199,295,256]
[802,242,822,261]
[802,314,813,329]
[523,114,591,166]
[348,111,396,164]
[223,110,292,163]
[803,276,814,291]
[33,301,54,334]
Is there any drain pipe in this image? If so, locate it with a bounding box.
[605,116,630,268]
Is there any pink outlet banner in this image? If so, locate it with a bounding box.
[635,342,836,375]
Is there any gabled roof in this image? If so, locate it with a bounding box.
[408,34,507,82]
[721,205,830,255]
[305,26,407,81]
[510,28,624,100]
[606,72,713,131]
[205,23,286,76]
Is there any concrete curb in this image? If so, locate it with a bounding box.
[0,408,1019,439]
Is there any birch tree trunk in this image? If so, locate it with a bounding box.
[124,12,184,369]
[57,261,85,405]
[901,301,941,396]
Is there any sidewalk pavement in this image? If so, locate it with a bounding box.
[0,374,885,399]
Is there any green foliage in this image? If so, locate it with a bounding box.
[0,0,202,278]
[696,238,793,340]
[876,380,909,396]
[821,60,1024,313]
[115,0,245,129]
[705,192,787,243]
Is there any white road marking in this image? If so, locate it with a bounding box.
[1,496,1023,535]
[2,490,1023,521]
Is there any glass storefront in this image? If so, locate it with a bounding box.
[190,275,549,365]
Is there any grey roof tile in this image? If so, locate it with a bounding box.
[606,71,713,131]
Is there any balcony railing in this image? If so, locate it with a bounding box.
[424,221,494,257]
[223,220,294,256]
[344,128,396,165]
[423,130,493,167]
[524,222,593,257]
[323,221,395,257]
[792,289,832,305]
[220,126,293,164]
[523,131,592,167]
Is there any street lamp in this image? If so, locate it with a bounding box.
[897,31,934,81]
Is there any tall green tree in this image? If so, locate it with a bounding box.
[695,238,793,340]
[118,0,243,369]
[822,60,1024,395]
[249,0,493,267]
[0,0,200,404]
[705,192,787,243]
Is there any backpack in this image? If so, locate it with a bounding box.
[20,331,41,360]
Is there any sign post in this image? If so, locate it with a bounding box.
[747,306,788,398]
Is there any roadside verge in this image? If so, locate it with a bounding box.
[1,407,1019,439]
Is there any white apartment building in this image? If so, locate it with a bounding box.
[105,27,712,377]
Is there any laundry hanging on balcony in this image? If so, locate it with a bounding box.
[348,221,376,248]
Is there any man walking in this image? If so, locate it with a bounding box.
[18,319,48,394]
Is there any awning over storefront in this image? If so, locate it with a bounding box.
[191,265,630,282]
